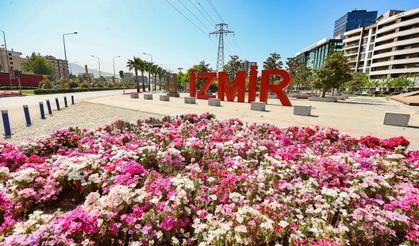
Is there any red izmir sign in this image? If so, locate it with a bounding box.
[189,65,292,106]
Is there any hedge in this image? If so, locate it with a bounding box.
[33,87,130,95]
[0,86,38,90]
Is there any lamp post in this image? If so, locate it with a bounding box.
[112,56,120,82]
[1,30,12,88]
[62,32,77,79]
[91,55,101,78]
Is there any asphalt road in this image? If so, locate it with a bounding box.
[0,89,136,110]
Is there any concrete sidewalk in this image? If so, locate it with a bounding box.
[88,93,419,149]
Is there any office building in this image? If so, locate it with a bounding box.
[0,48,23,72]
[295,38,343,69]
[334,10,378,39]
[342,7,419,81]
[239,60,257,74]
[45,55,69,79]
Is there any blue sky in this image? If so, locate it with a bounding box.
[0,0,418,74]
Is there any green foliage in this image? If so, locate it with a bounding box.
[127,57,146,92]
[264,52,283,83]
[346,72,369,93]
[263,52,283,69]
[388,76,414,89]
[39,79,53,89]
[187,60,212,89]
[222,55,241,82]
[22,52,56,78]
[287,57,312,91]
[316,52,352,97]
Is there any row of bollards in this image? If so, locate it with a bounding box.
[1,95,75,139]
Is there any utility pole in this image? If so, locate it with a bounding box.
[210,23,234,71]
[1,30,12,88]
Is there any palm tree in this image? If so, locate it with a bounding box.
[151,64,159,91]
[145,61,153,91]
[127,57,146,92]
[157,67,164,91]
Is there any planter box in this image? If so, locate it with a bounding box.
[295,94,310,99]
[251,102,266,111]
[130,93,139,99]
[159,95,170,101]
[144,94,153,100]
[308,96,337,102]
[184,97,196,104]
[294,105,312,116]
[384,113,410,127]
[208,98,221,106]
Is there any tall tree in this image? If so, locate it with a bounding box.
[150,64,159,91]
[127,57,146,92]
[316,52,352,97]
[264,52,283,83]
[22,52,56,78]
[222,55,241,82]
[145,61,153,91]
[156,66,164,91]
[288,59,312,92]
[346,72,369,93]
[264,52,283,69]
[186,61,212,89]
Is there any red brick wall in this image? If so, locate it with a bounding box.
[0,72,44,87]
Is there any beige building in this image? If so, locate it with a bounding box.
[45,55,69,79]
[343,7,419,81]
[0,48,23,72]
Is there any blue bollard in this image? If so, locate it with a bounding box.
[46,100,53,115]
[39,102,46,119]
[23,105,31,127]
[64,96,68,107]
[1,110,12,138]
[71,95,75,105]
[55,98,60,111]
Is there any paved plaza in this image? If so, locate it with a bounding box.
[89,93,419,147]
[2,91,417,149]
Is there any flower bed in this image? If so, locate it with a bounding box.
[0,91,20,97]
[0,113,418,245]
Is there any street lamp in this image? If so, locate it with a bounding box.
[142,52,153,62]
[62,32,77,61]
[91,55,101,78]
[112,56,120,82]
[0,30,12,88]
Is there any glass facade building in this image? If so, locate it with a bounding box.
[334,10,378,39]
[295,38,343,69]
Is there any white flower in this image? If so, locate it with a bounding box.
[279,220,289,228]
[171,236,179,245]
[234,225,247,233]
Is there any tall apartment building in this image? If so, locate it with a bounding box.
[295,38,343,69]
[0,48,23,72]
[343,7,419,80]
[334,10,378,39]
[45,55,69,79]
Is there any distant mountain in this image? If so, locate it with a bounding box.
[69,63,113,78]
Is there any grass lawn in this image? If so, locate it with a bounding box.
[21,89,35,95]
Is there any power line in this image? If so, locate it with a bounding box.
[176,0,210,31]
[165,0,206,34]
[196,0,216,25]
[206,0,224,22]
[187,0,214,27]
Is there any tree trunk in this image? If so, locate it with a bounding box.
[158,76,162,90]
[141,71,145,92]
[135,70,139,93]
[148,72,151,91]
[154,74,157,91]
[322,88,326,98]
